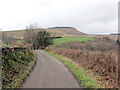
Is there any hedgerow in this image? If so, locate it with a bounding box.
[2,47,36,88]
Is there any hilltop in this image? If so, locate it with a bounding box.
[49,27,85,35]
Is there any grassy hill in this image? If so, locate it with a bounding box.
[2,27,85,39]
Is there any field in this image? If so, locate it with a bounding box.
[53,37,93,45]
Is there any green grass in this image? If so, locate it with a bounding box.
[53,37,93,45]
[43,50,103,88]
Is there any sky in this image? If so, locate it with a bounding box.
[0,0,119,34]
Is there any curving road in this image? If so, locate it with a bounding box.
[22,50,81,88]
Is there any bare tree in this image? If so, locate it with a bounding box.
[24,23,39,45]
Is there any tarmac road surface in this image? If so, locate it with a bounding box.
[22,50,81,88]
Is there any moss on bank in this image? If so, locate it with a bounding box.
[2,47,36,88]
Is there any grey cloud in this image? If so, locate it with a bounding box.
[0,0,118,34]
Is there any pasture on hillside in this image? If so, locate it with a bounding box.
[53,37,93,45]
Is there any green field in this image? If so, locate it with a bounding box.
[53,37,93,45]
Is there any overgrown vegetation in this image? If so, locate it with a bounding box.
[47,36,119,88]
[43,50,102,88]
[2,47,36,88]
[54,37,118,51]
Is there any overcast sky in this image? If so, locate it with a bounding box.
[0,0,119,34]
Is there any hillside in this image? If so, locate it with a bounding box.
[49,27,85,35]
[2,27,85,39]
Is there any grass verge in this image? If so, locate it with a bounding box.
[43,50,103,88]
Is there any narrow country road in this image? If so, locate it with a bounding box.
[22,50,81,88]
